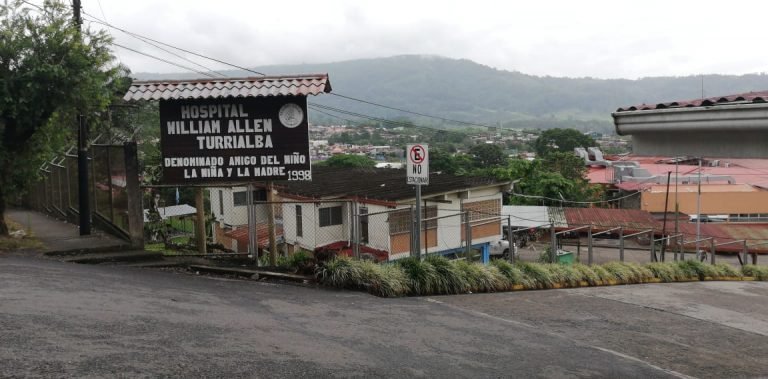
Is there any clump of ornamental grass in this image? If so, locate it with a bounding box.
[517,262,556,289]
[315,256,362,289]
[622,262,655,283]
[602,262,640,284]
[357,260,408,297]
[546,263,583,287]
[712,263,742,278]
[742,264,768,280]
[491,260,534,288]
[677,260,718,280]
[453,260,508,292]
[645,262,680,282]
[424,255,470,294]
[397,257,440,295]
[589,264,614,283]
[572,263,600,285]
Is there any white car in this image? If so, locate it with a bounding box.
[489,239,519,260]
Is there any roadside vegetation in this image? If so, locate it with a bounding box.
[0,219,43,252]
[315,256,768,297]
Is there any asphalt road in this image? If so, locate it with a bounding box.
[2,255,767,378]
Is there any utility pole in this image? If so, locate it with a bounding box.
[73,0,91,235]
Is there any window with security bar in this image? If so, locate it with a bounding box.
[464,199,501,223]
[388,206,437,235]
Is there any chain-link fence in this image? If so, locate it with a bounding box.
[142,186,516,265]
[28,142,142,245]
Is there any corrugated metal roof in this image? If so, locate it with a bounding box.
[667,223,768,254]
[563,207,659,233]
[123,74,331,101]
[273,166,508,203]
[615,90,768,112]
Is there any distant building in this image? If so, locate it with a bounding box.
[613,91,768,158]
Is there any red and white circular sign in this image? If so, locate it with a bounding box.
[409,144,427,164]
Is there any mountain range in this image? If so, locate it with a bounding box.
[134,55,768,133]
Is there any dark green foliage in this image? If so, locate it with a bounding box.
[533,128,597,157]
[0,1,125,235]
[516,262,556,289]
[468,144,507,167]
[453,260,507,292]
[320,154,377,168]
[547,264,583,287]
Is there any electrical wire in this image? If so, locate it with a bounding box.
[110,42,217,78]
[83,15,225,77]
[330,93,495,129]
[80,10,265,76]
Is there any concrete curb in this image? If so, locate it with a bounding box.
[507,276,758,291]
[189,265,315,283]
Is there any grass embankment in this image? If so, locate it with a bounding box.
[315,256,768,298]
[0,219,43,252]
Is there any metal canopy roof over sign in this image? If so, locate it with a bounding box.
[123,74,332,101]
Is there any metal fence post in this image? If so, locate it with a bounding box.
[650,237,656,263]
[465,212,471,257]
[619,228,625,262]
[507,216,514,263]
[550,223,557,263]
[710,238,716,264]
[587,226,593,265]
[194,188,206,255]
[247,184,257,264]
[743,241,748,267]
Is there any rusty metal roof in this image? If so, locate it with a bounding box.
[615,90,768,113]
[561,207,659,233]
[123,74,331,101]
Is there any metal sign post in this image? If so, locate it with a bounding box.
[407,144,429,259]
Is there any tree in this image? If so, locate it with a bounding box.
[533,128,596,157]
[469,143,506,167]
[541,151,587,181]
[321,154,376,168]
[0,1,121,235]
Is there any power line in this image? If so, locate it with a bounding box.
[83,15,225,77]
[508,190,642,205]
[110,42,216,78]
[330,92,495,129]
[80,10,265,76]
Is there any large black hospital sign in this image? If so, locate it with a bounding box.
[159,97,311,184]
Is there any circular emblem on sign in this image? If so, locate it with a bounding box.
[279,103,304,128]
[409,145,426,164]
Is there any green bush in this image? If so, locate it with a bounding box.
[589,265,613,283]
[424,255,471,294]
[358,261,409,297]
[742,264,768,280]
[491,260,534,288]
[623,262,655,283]
[677,260,718,280]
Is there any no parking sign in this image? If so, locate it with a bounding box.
[406,144,429,185]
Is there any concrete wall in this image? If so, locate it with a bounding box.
[641,189,768,215]
[630,131,768,158]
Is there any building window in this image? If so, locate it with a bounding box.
[233,189,267,206]
[296,205,303,237]
[464,199,501,223]
[319,206,343,227]
[388,206,437,235]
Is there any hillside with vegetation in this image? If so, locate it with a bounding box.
[135,55,768,133]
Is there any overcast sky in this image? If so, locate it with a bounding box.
[75,0,768,79]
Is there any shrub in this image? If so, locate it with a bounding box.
[425,255,470,294]
[397,257,439,295]
[517,262,556,289]
[742,264,768,280]
[492,260,534,288]
[572,263,600,285]
[284,250,316,274]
